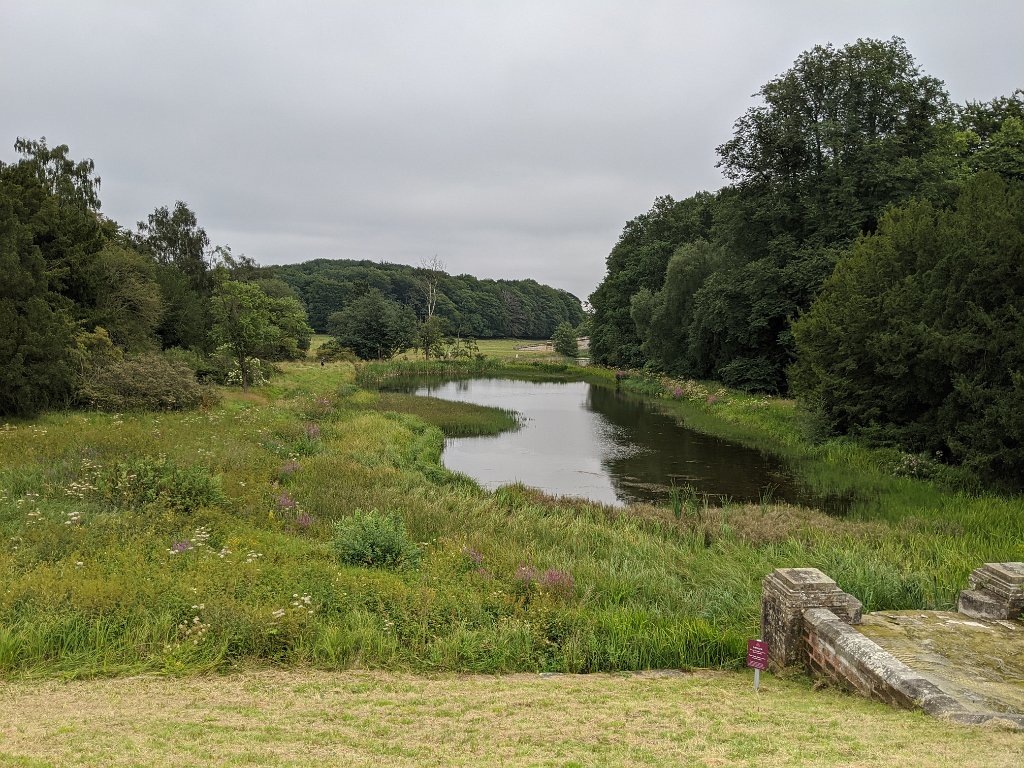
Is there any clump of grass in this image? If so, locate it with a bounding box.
[333,509,422,571]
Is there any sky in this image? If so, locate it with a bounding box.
[2,2,1022,302]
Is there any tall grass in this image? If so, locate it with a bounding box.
[0,359,1021,679]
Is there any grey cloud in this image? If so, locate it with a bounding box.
[3,1,1022,301]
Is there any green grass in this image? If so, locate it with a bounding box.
[0,359,1021,681]
[3,670,1021,767]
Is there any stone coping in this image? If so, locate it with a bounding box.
[804,608,1024,729]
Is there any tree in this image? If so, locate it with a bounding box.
[791,172,1024,487]
[210,281,312,388]
[417,256,445,319]
[134,202,212,294]
[552,322,579,357]
[0,138,100,415]
[418,314,448,359]
[328,289,417,360]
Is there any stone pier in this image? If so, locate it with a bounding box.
[760,567,862,670]
[958,561,1024,620]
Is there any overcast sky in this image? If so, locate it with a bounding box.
[2,1,1022,301]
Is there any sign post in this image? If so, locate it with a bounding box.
[747,639,769,691]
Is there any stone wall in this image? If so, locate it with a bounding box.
[761,563,1024,728]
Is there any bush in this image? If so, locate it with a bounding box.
[78,351,205,411]
[332,510,421,571]
[97,455,226,513]
[315,339,359,363]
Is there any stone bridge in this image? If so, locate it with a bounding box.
[761,562,1024,728]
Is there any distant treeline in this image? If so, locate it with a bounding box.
[589,37,1024,487]
[272,259,584,339]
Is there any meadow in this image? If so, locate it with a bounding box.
[0,353,1021,682]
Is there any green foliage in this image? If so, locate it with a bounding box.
[589,38,970,394]
[328,289,417,360]
[0,138,101,416]
[417,315,448,359]
[97,454,226,513]
[77,346,206,412]
[332,510,422,571]
[791,173,1024,488]
[551,322,579,357]
[272,258,584,339]
[210,280,312,387]
[314,338,359,363]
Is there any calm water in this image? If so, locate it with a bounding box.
[414,378,801,507]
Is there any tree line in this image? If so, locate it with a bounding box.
[588,37,1024,487]
[272,259,584,339]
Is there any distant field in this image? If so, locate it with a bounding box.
[1,669,1020,768]
[308,335,565,362]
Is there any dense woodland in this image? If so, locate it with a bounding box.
[274,259,583,339]
[589,38,1024,487]
[0,142,582,416]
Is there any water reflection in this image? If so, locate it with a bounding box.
[416,378,799,507]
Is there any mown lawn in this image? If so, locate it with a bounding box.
[1,669,1021,767]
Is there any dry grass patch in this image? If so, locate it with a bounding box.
[0,669,1020,767]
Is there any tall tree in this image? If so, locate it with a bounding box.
[0,138,101,415]
[210,281,312,388]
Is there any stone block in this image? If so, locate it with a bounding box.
[958,562,1024,620]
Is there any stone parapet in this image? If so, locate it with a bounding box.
[761,567,862,670]
[958,562,1024,621]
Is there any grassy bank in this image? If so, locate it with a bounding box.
[0,358,1021,680]
[2,669,1021,767]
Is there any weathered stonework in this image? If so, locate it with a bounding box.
[958,562,1024,620]
[761,568,862,670]
[761,564,1024,729]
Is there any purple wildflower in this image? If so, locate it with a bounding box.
[462,546,484,566]
[672,386,684,399]
[170,540,193,555]
[277,491,297,510]
[303,422,321,439]
[295,511,314,528]
[615,370,628,381]
[706,395,719,405]
[539,568,575,598]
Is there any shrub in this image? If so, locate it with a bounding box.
[77,352,205,411]
[315,339,359,363]
[332,509,421,571]
[97,455,226,513]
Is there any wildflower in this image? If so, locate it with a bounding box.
[303,422,321,440]
[672,386,684,400]
[295,511,314,528]
[276,491,297,510]
[514,564,539,584]
[462,545,484,566]
[539,568,575,598]
[169,540,193,555]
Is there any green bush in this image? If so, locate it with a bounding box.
[333,510,421,571]
[97,455,226,513]
[78,352,205,411]
[315,339,359,363]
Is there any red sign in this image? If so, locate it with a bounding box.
[747,639,769,671]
